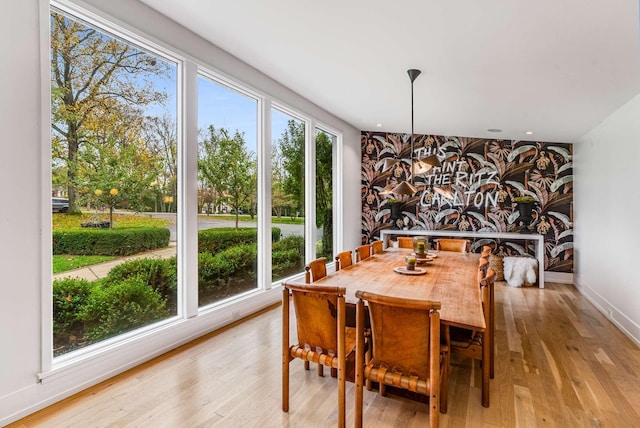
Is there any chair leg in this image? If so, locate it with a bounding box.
[338,366,345,428]
[317,363,324,377]
[490,285,495,379]
[331,367,338,378]
[304,361,309,370]
[365,346,372,390]
[481,330,490,407]
[355,300,365,428]
[282,289,290,412]
[379,382,386,396]
[440,351,449,413]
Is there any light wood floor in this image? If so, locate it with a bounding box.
[9,282,640,427]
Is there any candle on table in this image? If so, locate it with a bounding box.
[406,255,416,270]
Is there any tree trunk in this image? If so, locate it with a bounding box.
[66,127,82,214]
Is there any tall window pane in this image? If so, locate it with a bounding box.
[271,109,305,282]
[197,75,258,306]
[315,128,335,260]
[51,9,178,357]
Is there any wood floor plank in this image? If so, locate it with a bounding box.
[8,282,640,428]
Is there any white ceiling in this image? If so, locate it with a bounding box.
[140,0,640,143]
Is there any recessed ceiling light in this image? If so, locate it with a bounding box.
[376,123,383,127]
[525,131,534,135]
[487,128,502,133]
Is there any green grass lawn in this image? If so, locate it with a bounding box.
[52,213,169,273]
[53,254,116,274]
[199,214,304,225]
[52,212,171,231]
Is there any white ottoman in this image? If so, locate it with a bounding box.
[503,256,538,287]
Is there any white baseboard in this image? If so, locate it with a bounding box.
[544,271,573,284]
[574,276,640,348]
[0,287,283,426]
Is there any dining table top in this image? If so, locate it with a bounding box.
[310,248,485,330]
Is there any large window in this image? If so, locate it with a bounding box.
[315,128,336,261]
[271,109,306,281]
[47,2,342,363]
[197,74,258,307]
[50,8,178,357]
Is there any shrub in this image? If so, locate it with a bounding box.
[53,227,170,256]
[272,235,304,278]
[53,277,95,335]
[105,257,177,313]
[272,249,304,277]
[81,276,169,341]
[198,244,257,286]
[198,227,281,255]
[272,227,281,242]
[198,244,258,304]
[272,235,304,253]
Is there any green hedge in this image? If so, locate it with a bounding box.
[53,227,170,256]
[81,275,169,341]
[52,231,304,354]
[273,235,304,253]
[53,277,95,334]
[198,227,281,255]
[198,244,257,292]
[105,257,177,313]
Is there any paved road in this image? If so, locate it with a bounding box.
[149,213,318,242]
[55,214,319,281]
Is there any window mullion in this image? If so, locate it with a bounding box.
[305,119,317,262]
[181,61,199,318]
[258,99,272,289]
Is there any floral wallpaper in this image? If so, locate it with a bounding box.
[361,131,574,272]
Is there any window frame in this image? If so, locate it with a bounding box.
[46,0,186,371]
[42,0,344,378]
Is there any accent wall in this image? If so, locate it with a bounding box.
[361,131,574,272]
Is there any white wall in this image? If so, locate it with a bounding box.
[575,93,640,346]
[0,0,361,424]
[0,0,46,420]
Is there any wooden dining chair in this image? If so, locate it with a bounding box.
[354,245,371,262]
[334,251,353,271]
[481,245,493,255]
[444,268,496,406]
[479,257,489,275]
[397,236,414,249]
[436,238,470,253]
[303,257,331,375]
[282,282,355,428]
[305,257,327,283]
[354,291,448,428]
[370,240,384,254]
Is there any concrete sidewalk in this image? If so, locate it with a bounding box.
[53,242,177,281]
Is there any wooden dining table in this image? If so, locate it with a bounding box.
[307,247,491,407]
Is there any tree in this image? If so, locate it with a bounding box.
[271,143,295,218]
[50,11,168,213]
[278,120,305,216]
[199,126,256,229]
[315,131,334,258]
[144,115,178,212]
[277,122,334,258]
[198,127,221,214]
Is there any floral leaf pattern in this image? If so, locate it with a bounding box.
[361,131,574,272]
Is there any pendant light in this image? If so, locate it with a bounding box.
[390,69,422,196]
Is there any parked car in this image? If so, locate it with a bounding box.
[52,197,69,213]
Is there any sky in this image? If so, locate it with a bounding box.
[198,75,292,153]
[147,65,293,153]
